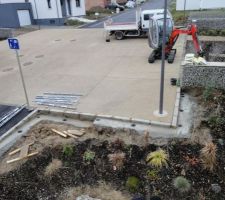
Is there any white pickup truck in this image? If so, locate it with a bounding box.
[104,9,172,41]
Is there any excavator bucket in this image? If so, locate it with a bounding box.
[148,15,173,50]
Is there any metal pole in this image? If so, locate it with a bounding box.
[159,0,167,114]
[15,49,30,108]
[33,0,40,30]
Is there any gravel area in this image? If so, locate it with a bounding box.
[189,9,225,29]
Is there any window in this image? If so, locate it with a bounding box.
[47,0,52,8]
[76,0,80,7]
[144,14,154,21]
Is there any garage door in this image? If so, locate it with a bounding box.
[17,10,31,26]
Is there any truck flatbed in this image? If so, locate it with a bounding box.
[104,21,139,31]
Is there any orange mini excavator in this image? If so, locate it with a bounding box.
[148,15,204,64]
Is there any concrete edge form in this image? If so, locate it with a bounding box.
[0,105,194,157]
[93,118,179,138]
[0,109,92,158]
[171,87,181,127]
[38,108,173,128]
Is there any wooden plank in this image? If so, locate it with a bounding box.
[7,157,23,164]
[7,152,38,164]
[26,152,39,158]
[8,148,21,156]
[8,142,33,156]
[64,131,78,139]
[67,129,85,136]
[51,129,67,138]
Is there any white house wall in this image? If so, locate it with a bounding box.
[29,0,62,19]
[176,0,225,10]
[0,0,25,3]
[201,0,225,9]
[71,0,85,16]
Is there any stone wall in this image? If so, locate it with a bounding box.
[181,63,225,89]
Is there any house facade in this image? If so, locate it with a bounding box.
[176,0,225,10]
[29,0,86,25]
[0,0,86,28]
[85,0,127,11]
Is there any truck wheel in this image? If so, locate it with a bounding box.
[148,51,156,63]
[115,31,124,40]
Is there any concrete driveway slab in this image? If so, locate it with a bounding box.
[0,28,184,123]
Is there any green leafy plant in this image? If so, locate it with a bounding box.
[203,86,214,101]
[146,169,159,181]
[146,149,168,169]
[126,176,140,193]
[173,176,191,193]
[83,150,95,164]
[200,142,217,171]
[63,145,74,157]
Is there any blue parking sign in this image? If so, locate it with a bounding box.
[8,38,20,50]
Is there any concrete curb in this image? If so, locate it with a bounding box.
[38,108,174,128]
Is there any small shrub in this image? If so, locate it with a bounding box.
[111,138,125,150]
[146,149,168,169]
[89,6,111,14]
[199,30,207,36]
[208,30,217,36]
[203,86,214,101]
[183,156,199,166]
[44,159,62,177]
[83,150,95,164]
[66,19,85,26]
[108,152,125,170]
[219,29,225,37]
[63,145,74,157]
[173,176,191,193]
[126,176,140,193]
[146,169,159,181]
[200,142,217,171]
[208,116,225,129]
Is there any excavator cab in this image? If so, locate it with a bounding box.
[148,15,174,50]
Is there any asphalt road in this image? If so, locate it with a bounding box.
[82,0,166,28]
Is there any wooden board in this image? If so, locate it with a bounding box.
[51,129,67,138]
[63,131,78,139]
[7,143,38,164]
[67,129,85,136]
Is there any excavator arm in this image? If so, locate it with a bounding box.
[166,24,203,56]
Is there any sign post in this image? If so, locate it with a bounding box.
[8,38,30,108]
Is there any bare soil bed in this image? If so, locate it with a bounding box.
[1,88,225,200]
